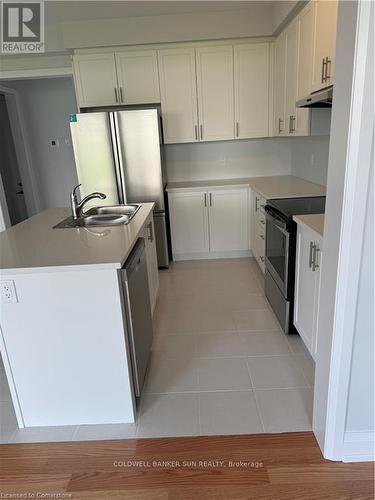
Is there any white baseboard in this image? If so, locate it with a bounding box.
[342,430,375,462]
[172,250,252,261]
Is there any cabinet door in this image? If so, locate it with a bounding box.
[311,0,338,92]
[285,20,310,136]
[273,32,287,136]
[168,191,209,256]
[297,2,315,100]
[234,43,270,139]
[294,225,317,354]
[144,216,159,314]
[158,48,199,144]
[115,50,160,105]
[208,188,249,252]
[196,45,235,141]
[73,53,118,108]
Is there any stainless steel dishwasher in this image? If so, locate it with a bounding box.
[122,238,153,397]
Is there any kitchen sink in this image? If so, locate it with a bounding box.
[53,204,142,229]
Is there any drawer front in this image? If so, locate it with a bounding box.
[254,193,266,225]
[254,230,265,257]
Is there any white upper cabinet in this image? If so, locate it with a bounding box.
[158,47,199,144]
[168,191,209,255]
[115,50,160,105]
[196,45,235,141]
[297,2,315,101]
[209,188,249,252]
[311,0,338,92]
[285,19,310,136]
[73,53,119,107]
[274,32,287,136]
[234,43,270,139]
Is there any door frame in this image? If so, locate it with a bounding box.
[0,85,41,220]
[313,0,374,462]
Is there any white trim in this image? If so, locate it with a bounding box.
[342,431,375,463]
[313,0,374,462]
[0,172,11,231]
[0,325,24,428]
[0,67,72,81]
[173,250,252,261]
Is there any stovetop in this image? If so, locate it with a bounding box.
[266,196,326,220]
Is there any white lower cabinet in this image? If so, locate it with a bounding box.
[143,214,159,314]
[168,190,210,256]
[250,189,267,273]
[294,223,323,359]
[168,187,249,259]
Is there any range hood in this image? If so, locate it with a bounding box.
[296,86,333,108]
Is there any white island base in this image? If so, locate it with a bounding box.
[0,204,157,428]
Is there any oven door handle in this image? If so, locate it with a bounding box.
[274,224,289,237]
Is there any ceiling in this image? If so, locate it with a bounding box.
[45,1,274,24]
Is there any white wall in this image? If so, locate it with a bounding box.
[290,135,330,186]
[6,78,78,211]
[345,154,374,432]
[272,1,304,33]
[164,138,292,182]
[62,7,274,49]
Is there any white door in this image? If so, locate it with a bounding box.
[285,20,310,136]
[168,191,209,256]
[73,53,119,108]
[234,43,270,139]
[158,48,199,144]
[196,45,235,141]
[274,32,287,135]
[311,0,338,92]
[208,188,249,252]
[115,50,160,105]
[294,225,316,353]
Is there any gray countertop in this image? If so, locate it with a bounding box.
[0,203,154,274]
[166,175,326,200]
[293,214,325,237]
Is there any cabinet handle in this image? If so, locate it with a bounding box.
[255,197,259,212]
[114,87,119,103]
[209,193,212,206]
[200,124,203,141]
[321,58,326,83]
[309,241,315,268]
[325,57,331,82]
[312,245,320,271]
[195,125,198,141]
[278,118,283,134]
[204,193,207,207]
[260,256,265,262]
[236,122,239,137]
[260,219,265,225]
[260,234,265,240]
[119,87,124,103]
[147,221,154,242]
[290,116,296,133]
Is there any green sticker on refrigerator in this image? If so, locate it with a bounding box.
[69,114,77,123]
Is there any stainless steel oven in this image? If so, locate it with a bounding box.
[264,196,326,334]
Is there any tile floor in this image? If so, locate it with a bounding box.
[0,257,315,443]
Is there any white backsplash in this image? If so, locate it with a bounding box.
[165,138,292,182]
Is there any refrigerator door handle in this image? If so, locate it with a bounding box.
[110,112,127,204]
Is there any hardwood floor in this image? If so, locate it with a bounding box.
[0,432,373,499]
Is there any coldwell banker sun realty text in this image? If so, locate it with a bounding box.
[1,1,44,53]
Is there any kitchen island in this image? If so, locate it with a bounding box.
[0,204,156,428]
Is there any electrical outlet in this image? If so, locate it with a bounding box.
[1,280,18,303]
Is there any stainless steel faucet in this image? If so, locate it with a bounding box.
[70,184,107,219]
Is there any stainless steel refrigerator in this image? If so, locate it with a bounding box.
[69,107,169,267]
